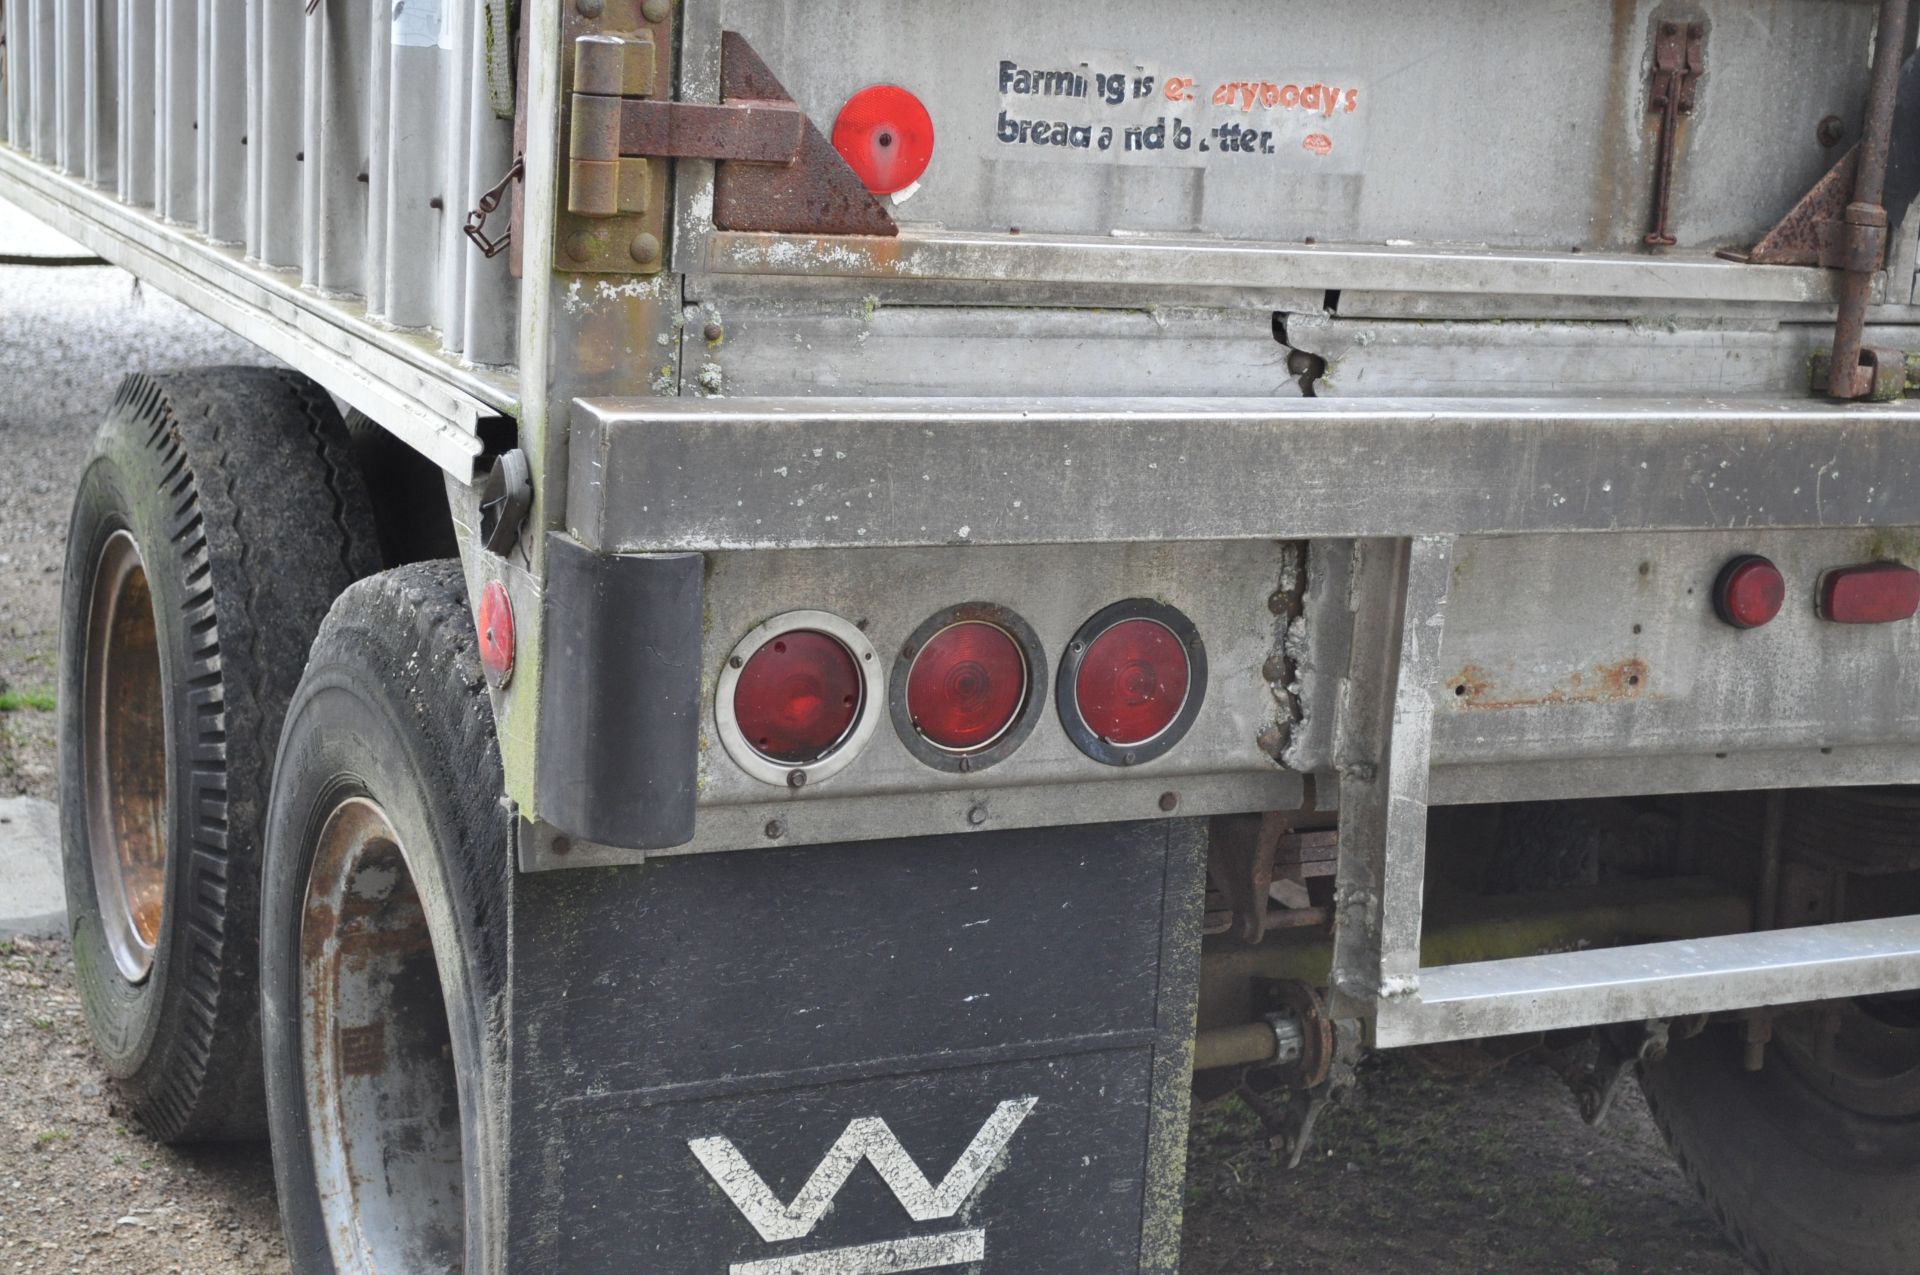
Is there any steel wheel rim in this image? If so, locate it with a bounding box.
[301,795,465,1274]
[83,528,168,983]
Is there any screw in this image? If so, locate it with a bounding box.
[703,321,725,342]
[576,0,603,15]
[764,819,785,840]
[729,655,743,669]
[787,769,808,789]
[1123,750,1138,766]
[641,0,672,21]
[630,232,662,265]
[1817,114,1844,148]
[966,804,989,826]
[1158,792,1179,813]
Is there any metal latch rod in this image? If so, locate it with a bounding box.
[1828,0,1911,400]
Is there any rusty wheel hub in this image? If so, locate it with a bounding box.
[301,796,464,1272]
[83,529,168,983]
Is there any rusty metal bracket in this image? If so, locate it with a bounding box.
[710,31,898,237]
[1644,19,1707,248]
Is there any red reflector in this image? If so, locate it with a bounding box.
[1820,562,1920,624]
[477,581,515,684]
[733,631,862,764]
[1075,619,1192,746]
[906,622,1027,751]
[1712,555,1786,630]
[832,85,935,195]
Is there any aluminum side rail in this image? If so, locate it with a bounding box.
[568,395,1920,551]
[0,143,505,481]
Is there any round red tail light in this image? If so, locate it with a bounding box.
[733,630,862,765]
[832,85,935,196]
[1713,555,1786,630]
[1059,601,1208,766]
[906,622,1028,751]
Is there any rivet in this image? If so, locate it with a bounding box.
[551,835,573,856]
[629,231,662,265]
[1158,792,1179,813]
[575,0,603,16]
[641,0,671,21]
[564,229,595,263]
[966,803,989,826]
[703,321,725,342]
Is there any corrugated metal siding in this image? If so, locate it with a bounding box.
[3,0,518,369]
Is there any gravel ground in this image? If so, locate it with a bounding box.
[0,198,1752,1274]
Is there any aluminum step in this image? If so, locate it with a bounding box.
[1372,914,1920,1047]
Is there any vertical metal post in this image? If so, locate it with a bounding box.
[1328,535,1455,1023]
[1829,0,1911,397]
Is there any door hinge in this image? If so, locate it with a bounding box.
[559,24,894,274]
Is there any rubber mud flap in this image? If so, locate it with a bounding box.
[503,819,1204,1273]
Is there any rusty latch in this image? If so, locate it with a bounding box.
[1644,20,1706,247]
[568,32,803,220]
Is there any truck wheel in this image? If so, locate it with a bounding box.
[59,368,380,1142]
[1641,1003,1920,1275]
[260,563,510,1274]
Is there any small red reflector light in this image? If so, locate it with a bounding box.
[1819,562,1920,624]
[832,85,935,195]
[1076,619,1192,746]
[732,630,862,764]
[477,581,515,684]
[1712,555,1786,630]
[906,622,1027,751]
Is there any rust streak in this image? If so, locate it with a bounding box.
[1448,658,1651,711]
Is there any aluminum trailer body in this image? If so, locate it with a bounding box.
[8,1,1920,1271]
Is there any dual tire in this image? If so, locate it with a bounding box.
[61,367,509,1270]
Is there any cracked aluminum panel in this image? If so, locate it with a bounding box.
[538,540,1302,863]
[1420,529,1920,803]
[681,303,1303,399]
[1286,315,1920,398]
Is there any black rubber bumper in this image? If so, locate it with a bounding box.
[536,532,704,850]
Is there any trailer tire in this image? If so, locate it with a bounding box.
[58,368,382,1142]
[260,562,510,1275]
[1641,1010,1920,1275]
[343,410,459,566]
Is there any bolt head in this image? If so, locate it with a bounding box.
[787,769,808,789]
[966,804,989,826]
[703,321,725,342]
[629,231,662,265]
[764,819,785,840]
[641,0,672,21]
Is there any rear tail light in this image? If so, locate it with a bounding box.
[717,611,882,785]
[891,605,1046,771]
[1058,600,1207,766]
[907,623,1025,750]
[1712,555,1786,629]
[1819,562,1920,624]
[832,85,935,196]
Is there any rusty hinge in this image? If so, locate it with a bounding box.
[558,24,895,273]
[1644,19,1706,248]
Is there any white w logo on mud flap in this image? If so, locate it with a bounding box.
[689,1096,1038,1274]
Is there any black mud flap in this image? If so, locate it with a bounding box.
[505,820,1203,1273]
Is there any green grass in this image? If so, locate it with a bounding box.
[0,689,55,712]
